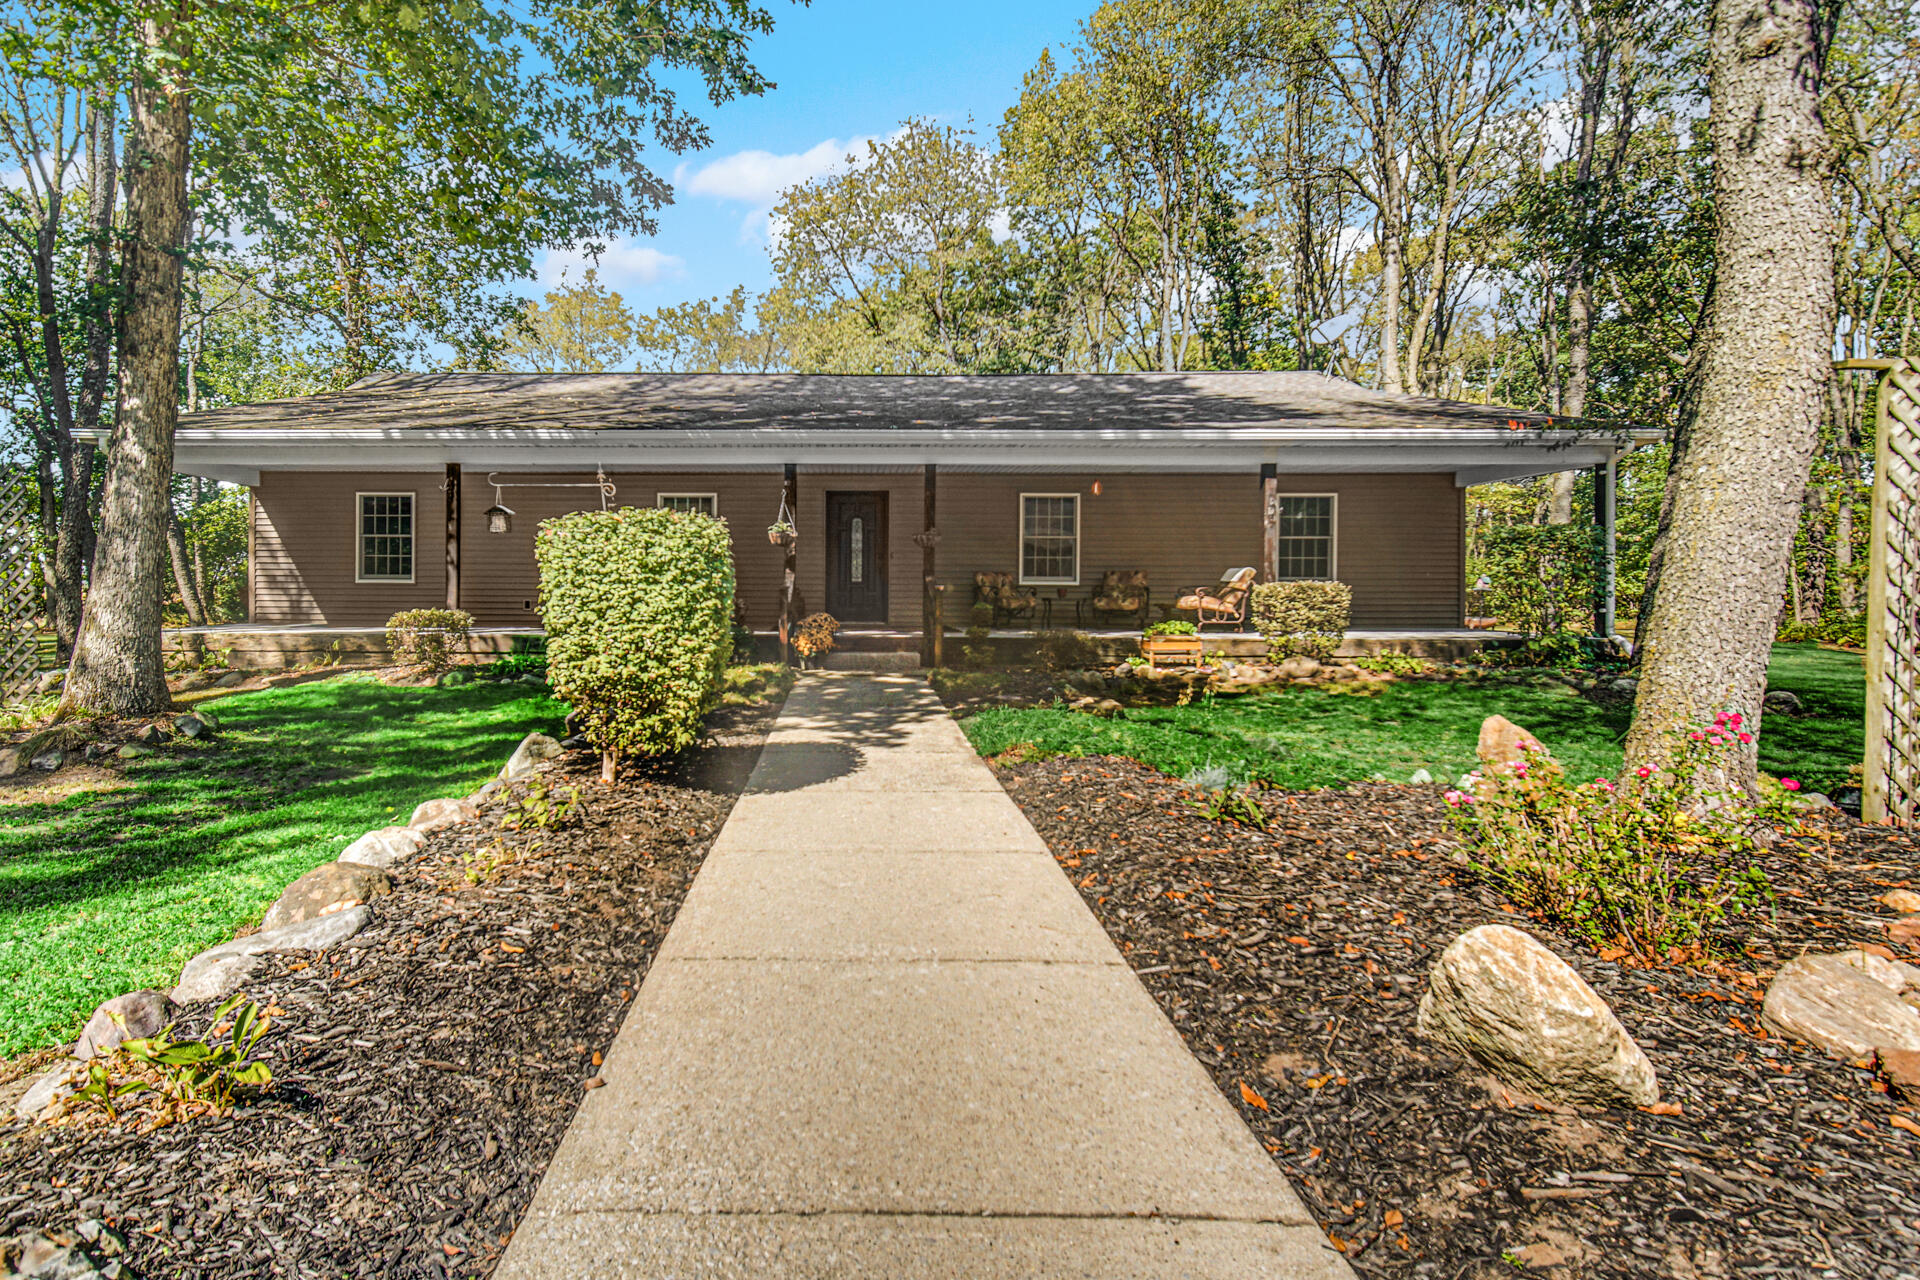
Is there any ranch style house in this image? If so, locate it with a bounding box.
[153,371,1658,657]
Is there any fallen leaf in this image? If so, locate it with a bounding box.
[1892,1115,1920,1138]
[1239,1080,1270,1111]
[1383,1208,1404,1228]
[1641,1101,1684,1116]
[500,943,524,954]
[583,1076,605,1090]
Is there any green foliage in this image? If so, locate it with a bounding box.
[1038,630,1106,670]
[496,269,635,373]
[632,285,788,373]
[537,507,734,766]
[385,609,474,675]
[716,662,796,707]
[76,994,275,1121]
[499,776,582,833]
[1250,580,1351,658]
[1472,630,1595,672]
[1350,653,1430,675]
[1143,619,1197,637]
[1471,521,1597,636]
[480,652,549,681]
[1778,614,1866,647]
[1446,715,1780,957]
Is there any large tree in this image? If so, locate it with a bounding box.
[54,0,777,716]
[498,271,636,374]
[1623,0,1836,783]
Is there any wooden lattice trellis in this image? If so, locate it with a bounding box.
[1852,356,1920,826]
[0,477,45,702]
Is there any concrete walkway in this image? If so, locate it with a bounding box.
[498,674,1350,1278]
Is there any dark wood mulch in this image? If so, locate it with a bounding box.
[996,754,1920,1280]
[0,703,777,1280]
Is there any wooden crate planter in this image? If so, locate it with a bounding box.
[1140,634,1203,668]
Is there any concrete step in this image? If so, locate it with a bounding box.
[818,651,921,673]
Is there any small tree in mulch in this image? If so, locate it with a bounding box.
[536,507,735,783]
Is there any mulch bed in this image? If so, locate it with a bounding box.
[0,702,777,1280]
[996,754,1920,1280]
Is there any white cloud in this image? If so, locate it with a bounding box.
[533,241,684,295]
[676,132,894,241]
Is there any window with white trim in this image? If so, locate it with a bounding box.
[1019,493,1079,585]
[1274,494,1336,580]
[356,492,414,583]
[658,492,718,517]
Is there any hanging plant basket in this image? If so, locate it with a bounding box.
[768,524,797,548]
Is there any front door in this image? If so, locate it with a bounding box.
[825,491,888,622]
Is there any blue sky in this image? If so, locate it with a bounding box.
[527,0,1093,312]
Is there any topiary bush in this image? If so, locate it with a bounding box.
[1251,580,1351,660]
[386,608,474,674]
[536,507,735,782]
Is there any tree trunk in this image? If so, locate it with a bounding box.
[61,12,191,718]
[1623,0,1833,785]
[167,507,207,625]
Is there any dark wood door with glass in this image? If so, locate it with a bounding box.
[825,491,888,623]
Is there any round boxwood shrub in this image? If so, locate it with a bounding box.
[536,507,735,781]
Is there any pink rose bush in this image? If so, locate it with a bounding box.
[1444,710,1782,957]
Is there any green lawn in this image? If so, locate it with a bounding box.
[0,677,566,1054]
[960,643,1865,796]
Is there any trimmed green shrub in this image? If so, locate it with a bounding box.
[964,601,996,667]
[386,608,474,674]
[536,507,735,780]
[1251,580,1351,659]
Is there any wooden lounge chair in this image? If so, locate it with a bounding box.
[972,571,1040,626]
[1083,570,1150,627]
[1173,567,1257,630]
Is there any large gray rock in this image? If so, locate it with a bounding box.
[2,1226,130,1279]
[409,796,478,832]
[262,862,391,931]
[173,905,371,1003]
[337,825,426,870]
[1761,952,1920,1061]
[500,732,563,783]
[1417,924,1658,1108]
[74,990,175,1061]
[12,1063,82,1121]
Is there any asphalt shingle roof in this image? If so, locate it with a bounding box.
[180,371,1569,433]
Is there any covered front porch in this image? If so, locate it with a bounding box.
[160,622,1522,671]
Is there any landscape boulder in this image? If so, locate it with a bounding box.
[11,1063,82,1122]
[115,744,155,760]
[262,862,391,931]
[1762,689,1804,715]
[173,906,372,1003]
[1,1226,132,1279]
[1760,952,1920,1061]
[29,750,63,772]
[73,990,174,1061]
[409,796,478,832]
[1417,924,1659,1108]
[175,714,209,739]
[32,668,65,695]
[337,825,427,870]
[133,724,166,745]
[500,732,563,783]
[1477,715,1553,770]
[1273,655,1321,679]
[214,670,247,687]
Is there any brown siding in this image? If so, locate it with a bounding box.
[249,467,1463,631]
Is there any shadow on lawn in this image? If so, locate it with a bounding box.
[0,680,567,920]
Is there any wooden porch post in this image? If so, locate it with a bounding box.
[921,463,937,666]
[444,463,461,611]
[1259,463,1278,582]
[1591,459,1616,638]
[781,463,797,666]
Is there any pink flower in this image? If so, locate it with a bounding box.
[1634,765,1653,779]
[1728,712,1743,727]
[1737,732,1752,744]
[1781,778,1801,792]
[1689,732,1705,741]
[1714,711,1730,726]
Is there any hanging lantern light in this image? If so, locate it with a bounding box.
[485,501,515,534]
